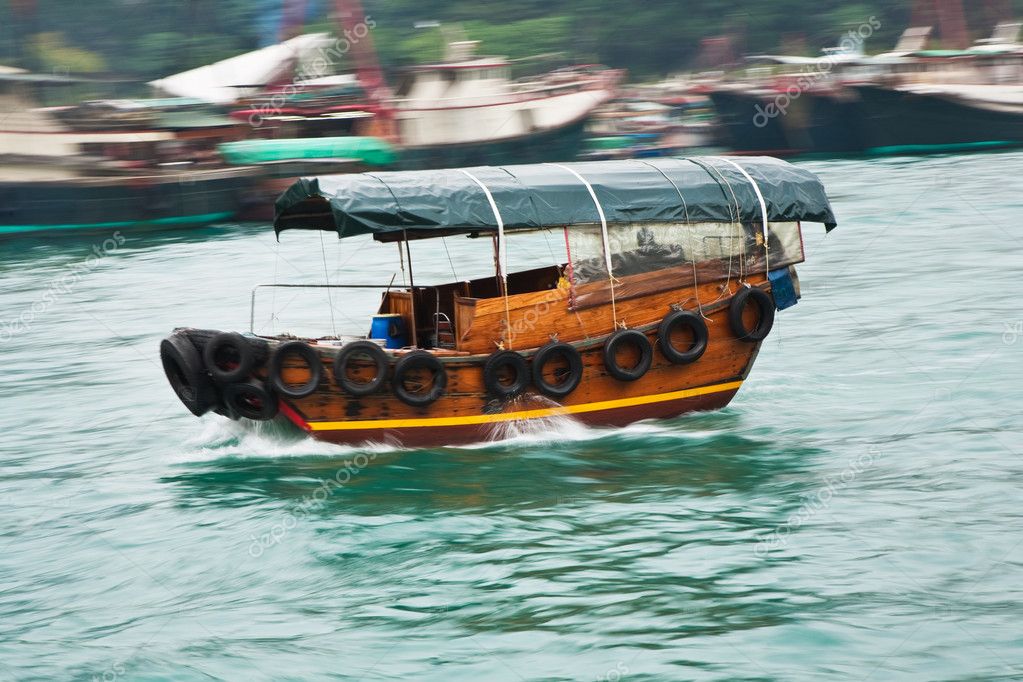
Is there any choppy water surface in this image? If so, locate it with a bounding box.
[1,152,1022,681]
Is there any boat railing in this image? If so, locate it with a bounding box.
[249,283,443,342]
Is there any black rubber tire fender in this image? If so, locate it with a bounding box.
[657,310,709,364]
[160,332,219,416]
[483,350,529,399]
[392,351,447,407]
[333,341,389,396]
[603,329,653,382]
[269,341,323,398]
[223,379,279,421]
[728,287,776,342]
[203,331,256,384]
[531,342,583,398]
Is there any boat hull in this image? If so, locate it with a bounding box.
[396,118,589,170]
[708,89,801,155]
[279,381,742,448]
[801,90,867,154]
[852,83,1023,154]
[171,274,770,448]
[710,88,866,155]
[0,167,256,237]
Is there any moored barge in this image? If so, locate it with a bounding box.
[161,157,836,447]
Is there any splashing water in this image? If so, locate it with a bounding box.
[479,392,593,444]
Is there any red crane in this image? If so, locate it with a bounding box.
[333,0,396,138]
[334,0,390,102]
[280,0,307,41]
[912,0,969,49]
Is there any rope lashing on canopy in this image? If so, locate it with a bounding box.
[711,157,771,278]
[545,163,620,329]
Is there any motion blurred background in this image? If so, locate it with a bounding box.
[3,0,1023,234]
[4,3,1023,680]
[1,0,1010,80]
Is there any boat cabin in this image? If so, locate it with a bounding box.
[273,157,835,356]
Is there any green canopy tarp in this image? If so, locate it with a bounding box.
[274,156,837,240]
[219,136,397,167]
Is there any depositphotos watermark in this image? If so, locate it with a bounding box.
[248,16,377,128]
[753,447,879,556]
[248,452,378,557]
[506,284,569,346]
[595,662,629,682]
[754,16,881,128]
[0,231,126,344]
[1003,320,1022,345]
[90,663,126,682]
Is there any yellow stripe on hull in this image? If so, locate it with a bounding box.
[307,380,743,431]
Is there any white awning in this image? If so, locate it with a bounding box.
[149,33,334,105]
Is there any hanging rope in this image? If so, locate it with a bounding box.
[441,236,459,283]
[545,163,619,329]
[711,157,771,278]
[637,160,706,319]
[398,241,407,287]
[318,230,338,338]
[458,169,514,350]
[687,157,742,298]
[269,240,281,333]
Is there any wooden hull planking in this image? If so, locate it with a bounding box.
[259,275,770,447]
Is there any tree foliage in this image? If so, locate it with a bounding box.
[2,0,1023,83]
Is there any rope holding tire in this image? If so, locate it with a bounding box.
[483,350,529,399]
[657,310,708,364]
[333,341,389,396]
[531,342,583,398]
[224,379,279,421]
[269,341,323,398]
[603,329,653,382]
[392,351,447,407]
[728,287,775,341]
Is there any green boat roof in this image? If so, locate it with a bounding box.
[912,48,1013,57]
[219,137,397,167]
[274,156,838,240]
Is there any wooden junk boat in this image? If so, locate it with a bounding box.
[160,157,837,447]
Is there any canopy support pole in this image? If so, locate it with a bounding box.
[459,169,514,350]
[712,157,771,276]
[546,163,618,329]
[403,229,418,348]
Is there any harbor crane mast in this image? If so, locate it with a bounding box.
[911,0,970,50]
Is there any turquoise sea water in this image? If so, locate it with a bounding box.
[1,152,1021,680]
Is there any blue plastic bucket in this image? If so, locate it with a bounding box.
[370,314,409,349]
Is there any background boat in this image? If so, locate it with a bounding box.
[852,81,1023,154]
[390,43,619,168]
[706,18,1023,158]
[0,70,258,236]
